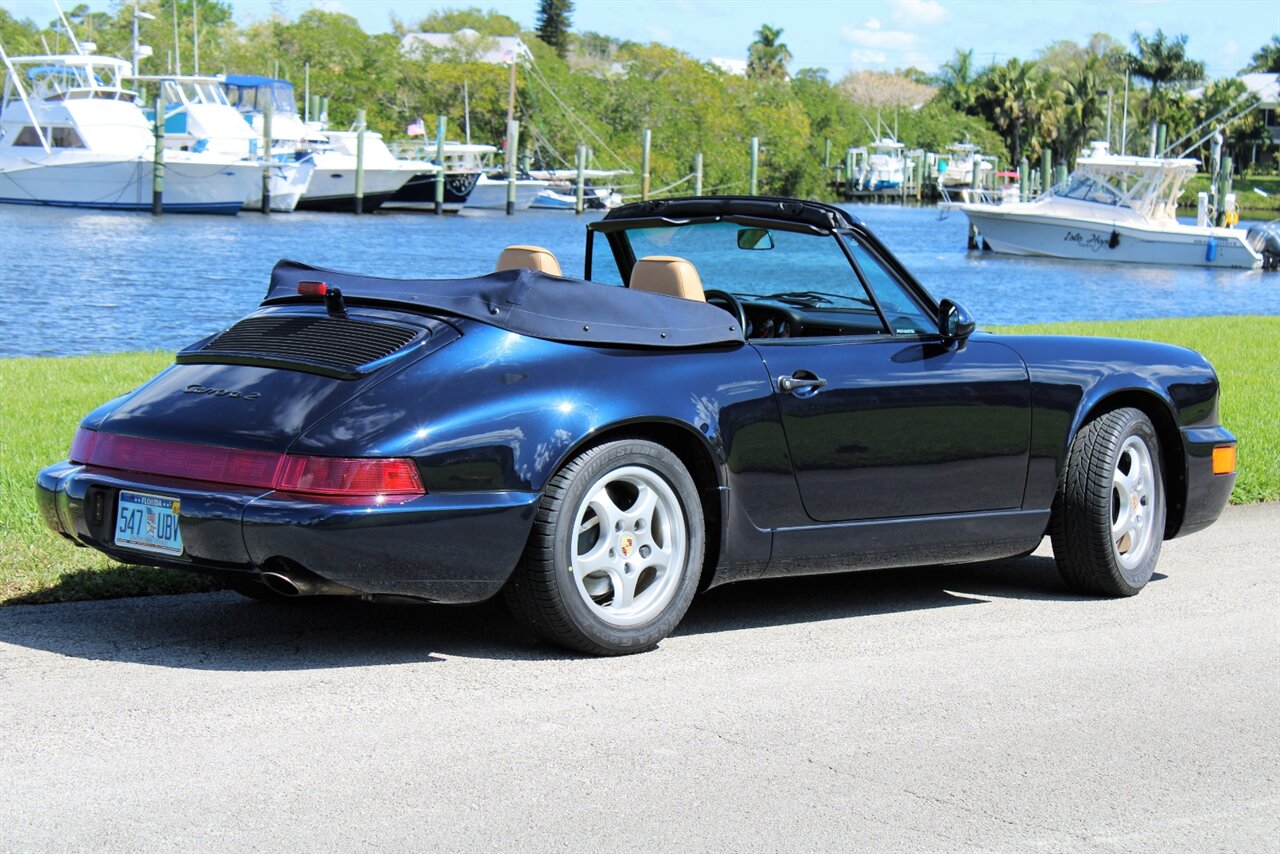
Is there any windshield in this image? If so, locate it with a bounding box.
[600,220,872,306]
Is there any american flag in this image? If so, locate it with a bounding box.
[407,119,425,136]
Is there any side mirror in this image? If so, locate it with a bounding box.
[736,227,774,250]
[938,299,976,344]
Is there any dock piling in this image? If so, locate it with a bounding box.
[1019,156,1030,202]
[641,128,651,201]
[823,138,831,169]
[506,119,520,215]
[434,115,447,215]
[261,98,272,214]
[151,95,164,215]
[353,108,366,215]
[1040,149,1051,196]
[575,143,586,214]
[749,137,759,196]
[694,152,703,196]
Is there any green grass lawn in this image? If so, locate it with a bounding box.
[1,315,1275,605]
[994,315,1279,504]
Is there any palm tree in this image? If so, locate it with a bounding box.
[1058,53,1106,166]
[938,48,979,114]
[747,24,791,80]
[979,58,1048,163]
[1127,30,1205,151]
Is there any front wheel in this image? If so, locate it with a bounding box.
[504,439,705,655]
[1051,407,1167,596]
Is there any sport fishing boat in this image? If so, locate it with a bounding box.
[1,54,259,213]
[953,142,1261,268]
[133,74,314,212]
[221,75,433,212]
[934,142,992,188]
[847,138,910,191]
[381,140,493,213]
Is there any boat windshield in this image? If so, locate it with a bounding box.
[225,80,297,116]
[159,79,229,106]
[1055,175,1121,206]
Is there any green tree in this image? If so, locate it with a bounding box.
[1127,29,1205,148]
[412,7,521,36]
[978,58,1050,163]
[1240,36,1280,73]
[536,0,574,60]
[937,48,980,114]
[747,24,791,80]
[1057,53,1108,165]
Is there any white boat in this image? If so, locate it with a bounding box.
[850,138,910,191]
[221,75,433,212]
[528,168,626,210]
[133,74,314,211]
[954,142,1262,269]
[934,142,992,188]
[466,174,546,210]
[1,54,259,214]
[381,140,494,213]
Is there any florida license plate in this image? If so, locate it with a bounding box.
[114,491,184,556]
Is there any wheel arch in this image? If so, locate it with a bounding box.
[1072,387,1187,539]
[548,417,727,591]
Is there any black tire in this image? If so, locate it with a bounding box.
[1051,407,1167,596]
[504,439,705,655]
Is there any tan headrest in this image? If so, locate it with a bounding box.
[496,245,563,276]
[629,256,706,302]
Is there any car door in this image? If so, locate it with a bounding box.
[758,233,1031,523]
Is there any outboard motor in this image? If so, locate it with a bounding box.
[1246,222,1280,271]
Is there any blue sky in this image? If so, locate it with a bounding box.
[3,0,1276,79]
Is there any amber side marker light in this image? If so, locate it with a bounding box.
[1212,445,1237,475]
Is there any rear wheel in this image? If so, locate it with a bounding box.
[504,439,705,655]
[1051,407,1166,596]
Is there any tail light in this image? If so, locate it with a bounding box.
[67,428,424,499]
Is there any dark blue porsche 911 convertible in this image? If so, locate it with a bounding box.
[37,197,1237,654]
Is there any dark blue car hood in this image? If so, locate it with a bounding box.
[264,260,744,349]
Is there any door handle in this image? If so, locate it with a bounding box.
[778,373,828,393]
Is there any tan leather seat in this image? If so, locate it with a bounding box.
[628,256,706,302]
[496,245,563,276]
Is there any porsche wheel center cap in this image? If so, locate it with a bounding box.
[618,533,636,559]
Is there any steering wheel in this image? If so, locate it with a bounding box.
[703,289,748,335]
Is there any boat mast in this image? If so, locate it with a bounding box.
[464,80,471,145]
[1120,70,1129,156]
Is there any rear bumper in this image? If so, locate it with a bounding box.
[36,462,540,603]
[1175,426,1237,538]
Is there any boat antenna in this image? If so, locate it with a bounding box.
[1165,89,1258,158]
[861,114,877,139]
[1120,69,1129,156]
[192,0,199,74]
[0,43,51,153]
[172,0,181,75]
[52,0,84,55]
[464,79,471,145]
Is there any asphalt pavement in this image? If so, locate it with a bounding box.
[1,503,1277,852]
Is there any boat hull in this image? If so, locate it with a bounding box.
[381,172,470,213]
[0,156,256,214]
[960,207,1262,269]
[465,176,546,211]
[242,158,316,213]
[297,164,417,212]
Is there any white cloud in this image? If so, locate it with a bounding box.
[892,0,948,25]
[840,17,931,68]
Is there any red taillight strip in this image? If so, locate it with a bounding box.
[68,428,423,497]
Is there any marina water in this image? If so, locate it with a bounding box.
[2,204,1277,358]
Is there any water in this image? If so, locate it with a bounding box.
[2,203,1276,357]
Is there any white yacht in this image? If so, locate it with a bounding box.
[954,142,1261,269]
[1,54,260,213]
[934,142,992,188]
[133,74,314,211]
[221,75,434,212]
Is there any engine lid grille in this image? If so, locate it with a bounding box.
[177,315,423,378]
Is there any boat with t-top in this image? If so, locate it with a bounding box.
[952,142,1261,269]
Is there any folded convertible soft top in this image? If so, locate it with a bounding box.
[265,260,744,349]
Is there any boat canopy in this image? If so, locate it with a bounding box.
[222,75,298,116]
[1059,154,1198,221]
